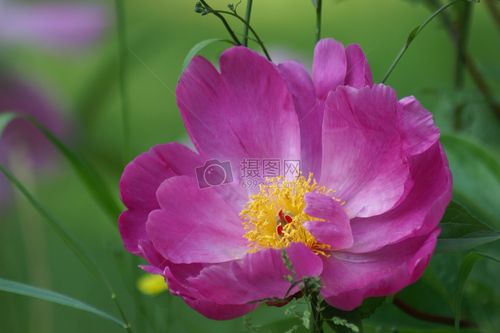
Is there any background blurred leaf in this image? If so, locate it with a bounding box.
[322,298,386,332]
[441,134,500,227]
[0,113,15,133]
[0,164,131,331]
[364,326,479,333]
[454,252,500,332]
[0,277,125,328]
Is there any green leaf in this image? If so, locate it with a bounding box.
[441,134,500,227]
[311,0,319,8]
[437,202,500,253]
[259,318,308,333]
[322,298,386,333]
[454,252,500,332]
[0,277,125,328]
[440,202,493,238]
[180,38,233,74]
[437,232,500,253]
[0,113,121,221]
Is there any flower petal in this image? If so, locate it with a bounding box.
[119,143,201,254]
[344,44,373,88]
[321,85,409,218]
[187,243,323,305]
[278,61,322,176]
[304,192,353,250]
[399,96,440,156]
[321,229,440,310]
[147,176,247,264]
[177,47,301,170]
[184,297,257,320]
[312,39,347,99]
[164,263,257,319]
[349,143,452,253]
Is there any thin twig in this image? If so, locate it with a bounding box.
[393,297,477,328]
[243,0,253,46]
[215,9,271,60]
[199,0,241,45]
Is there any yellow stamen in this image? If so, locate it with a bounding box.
[240,174,333,256]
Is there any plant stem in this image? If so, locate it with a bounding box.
[199,0,241,45]
[310,293,324,333]
[453,1,473,131]
[216,9,272,61]
[484,0,500,31]
[114,0,131,164]
[382,0,462,83]
[243,0,253,46]
[393,297,477,328]
[316,0,323,42]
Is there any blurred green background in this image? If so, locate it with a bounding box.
[0,0,499,332]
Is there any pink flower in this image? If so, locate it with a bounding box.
[119,38,452,319]
[0,0,108,50]
[0,73,68,205]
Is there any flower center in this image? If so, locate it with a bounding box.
[240,174,332,256]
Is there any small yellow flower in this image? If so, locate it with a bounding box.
[137,274,168,296]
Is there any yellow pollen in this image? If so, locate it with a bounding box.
[240,174,332,256]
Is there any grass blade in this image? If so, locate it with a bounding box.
[0,164,132,332]
[0,277,125,328]
[181,38,233,74]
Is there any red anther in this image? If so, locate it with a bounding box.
[285,215,293,223]
[276,225,283,236]
[278,209,285,222]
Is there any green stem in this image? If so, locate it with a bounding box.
[243,0,253,46]
[316,0,323,42]
[114,0,131,164]
[216,10,272,61]
[310,294,324,333]
[484,0,500,31]
[200,0,241,45]
[382,0,463,83]
[453,2,473,131]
